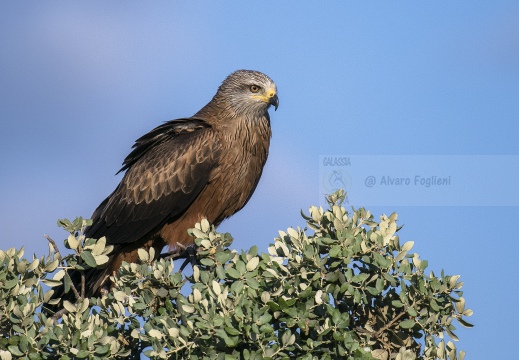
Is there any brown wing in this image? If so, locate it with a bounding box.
[85,118,221,245]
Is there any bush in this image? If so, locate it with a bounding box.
[0,190,472,359]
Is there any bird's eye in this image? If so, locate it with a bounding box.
[249,85,261,93]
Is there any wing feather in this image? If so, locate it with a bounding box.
[85,119,220,245]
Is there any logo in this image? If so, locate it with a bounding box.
[321,169,352,193]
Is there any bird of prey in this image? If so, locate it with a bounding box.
[54,69,278,300]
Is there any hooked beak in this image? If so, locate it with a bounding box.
[269,93,279,111]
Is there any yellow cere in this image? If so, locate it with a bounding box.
[252,88,277,103]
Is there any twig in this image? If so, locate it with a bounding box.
[44,235,62,260]
[44,234,82,314]
[374,309,407,339]
[157,243,198,272]
[81,271,85,299]
[69,273,81,301]
[51,307,69,323]
[157,246,191,261]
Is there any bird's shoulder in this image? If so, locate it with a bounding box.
[117,118,214,174]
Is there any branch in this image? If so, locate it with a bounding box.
[69,272,81,302]
[44,234,62,260]
[44,234,83,317]
[81,271,85,299]
[374,309,407,339]
[157,243,195,261]
[51,307,69,323]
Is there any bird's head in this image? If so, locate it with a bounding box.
[215,70,278,116]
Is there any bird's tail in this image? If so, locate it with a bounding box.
[42,266,109,315]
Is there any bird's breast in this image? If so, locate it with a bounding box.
[205,116,271,221]
[159,114,272,249]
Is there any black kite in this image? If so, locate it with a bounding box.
[53,69,278,302]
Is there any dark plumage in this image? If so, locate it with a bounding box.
[53,70,278,302]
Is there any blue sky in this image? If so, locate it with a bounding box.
[1,2,518,358]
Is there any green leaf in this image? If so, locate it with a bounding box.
[215,265,226,279]
[455,296,466,313]
[18,337,28,353]
[137,248,149,262]
[366,286,379,295]
[200,239,212,248]
[354,289,361,303]
[445,327,459,341]
[224,327,241,336]
[246,257,259,271]
[329,245,342,258]
[45,258,60,272]
[212,280,221,296]
[64,272,72,294]
[231,280,244,294]
[449,275,461,288]
[407,307,418,317]
[76,350,90,358]
[8,346,23,356]
[80,251,97,268]
[395,250,407,262]
[392,300,404,308]
[200,219,210,232]
[200,258,214,266]
[352,273,369,283]
[401,241,414,252]
[67,234,79,250]
[246,278,260,289]
[373,252,391,268]
[399,319,415,329]
[429,299,440,312]
[94,254,109,266]
[215,251,230,264]
[182,305,195,313]
[114,291,126,302]
[41,279,62,287]
[458,318,474,328]
[53,269,66,281]
[259,324,274,334]
[92,236,106,256]
[267,301,280,311]
[191,228,207,239]
[63,300,76,313]
[3,278,18,289]
[94,345,110,355]
[419,259,428,271]
[227,268,241,279]
[148,329,163,339]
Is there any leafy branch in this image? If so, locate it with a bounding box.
[0,190,472,359]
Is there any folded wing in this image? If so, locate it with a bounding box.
[85,119,221,245]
